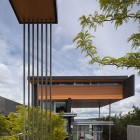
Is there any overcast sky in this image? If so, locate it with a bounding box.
[0,0,140,119]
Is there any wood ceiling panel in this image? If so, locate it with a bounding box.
[9,0,58,23]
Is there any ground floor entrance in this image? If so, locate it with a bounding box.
[72,120,113,140]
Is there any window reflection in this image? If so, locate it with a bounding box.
[54,102,66,113]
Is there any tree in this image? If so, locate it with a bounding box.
[0,115,9,135]
[0,105,66,140]
[73,0,140,72]
[102,105,140,140]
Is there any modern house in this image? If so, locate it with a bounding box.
[4,0,136,139]
[29,75,135,140]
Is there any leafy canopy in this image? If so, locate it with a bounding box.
[0,105,66,140]
[0,115,9,135]
[73,0,140,72]
[102,105,140,140]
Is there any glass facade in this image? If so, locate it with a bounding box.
[72,125,103,140]
[54,102,67,113]
[38,101,67,113]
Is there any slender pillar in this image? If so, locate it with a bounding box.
[36,23,39,140]
[109,100,111,140]
[99,99,100,119]
[67,98,71,140]
[23,22,26,140]
[50,22,52,140]
[68,117,71,140]
[32,23,35,140]
[28,22,30,140]
[45,23,48,140]
[41,23,44,139]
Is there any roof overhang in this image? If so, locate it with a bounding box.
[29,76,128,83]
[30,75,135,108]
[71,99,119,108]
[9,0,58,23]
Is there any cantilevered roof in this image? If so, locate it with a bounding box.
[71,99,118,108]
[30,75,135,108]
[29,76,128,83]
[9,0,58,23]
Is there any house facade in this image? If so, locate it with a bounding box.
[29,75,135,140]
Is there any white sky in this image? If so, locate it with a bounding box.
[0,0,139,118]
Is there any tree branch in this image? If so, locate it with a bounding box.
[85,14,140,25]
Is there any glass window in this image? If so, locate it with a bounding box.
[73,125,77,131]
[81,125,84,131]
[54,102,66,113]
[41,101,54,111]
[85,125,89,131]
[92,125,102,131]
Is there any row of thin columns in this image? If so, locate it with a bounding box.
[23,23,52,140]
[23,22,111,139]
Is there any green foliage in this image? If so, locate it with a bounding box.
[0,136,19,140]
[0,105,66,140]
[102,106,140,140]
[0,115,9,135]
[128,33,140,49]
[73,0,140,72]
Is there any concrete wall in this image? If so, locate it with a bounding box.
[127,125,140,140]
[0,96,20,115]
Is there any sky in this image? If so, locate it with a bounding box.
[0,0,140,119]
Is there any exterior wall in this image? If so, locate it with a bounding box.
[127,125,140,140]
[0,96,19,115]
[38,85,123,100]
[123,75,135,98]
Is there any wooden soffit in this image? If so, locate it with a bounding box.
[9,0,58,23]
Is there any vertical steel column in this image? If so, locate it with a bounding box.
[109,100,111,140]
[45,23,48,140]
[23,22,26,140]
[32,23,35,140]
[28,22,31,140]
[99,100,100,119]
[98,100,101,140]
[50,23,52,140]
[36,23,39,140]
[41,23,44,139]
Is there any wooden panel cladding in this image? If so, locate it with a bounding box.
[9,0,58,23]
[37,85,123,100]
